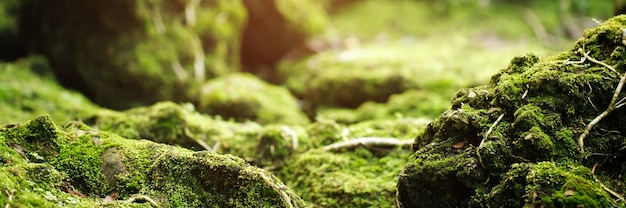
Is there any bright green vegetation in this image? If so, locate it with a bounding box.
[0,115,306,207]
[277,0,579,121]
[280,148,411,208]
[197,73,310,125]
[279,117,427,207]
[397,15,626,207]
[2,0,621,207]
[0,56,100,125]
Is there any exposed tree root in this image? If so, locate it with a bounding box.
[477,113,505,168]
[258,171,296,208]
[322,137,413,152]
[594,176,625,203]
[123,194,161,208]
[4,189,15,208]
[576,48,626,154]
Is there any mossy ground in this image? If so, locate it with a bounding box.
[1,0,619,207]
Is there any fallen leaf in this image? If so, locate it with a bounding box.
[564,188,575,197]
[453,141,466,149]
[12,145,23,155]
[104,191,119,202]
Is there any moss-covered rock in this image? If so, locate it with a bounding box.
[198,73,309,125]
[317,89,449,124]
[0,56,100,125]
[278,34,552,118]
[397,15,626,207]
[86,101,311,167]
[20,0,247,109]
[0,115,306,207]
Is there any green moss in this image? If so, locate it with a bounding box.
[1,115,306,207]
[197,73,309,125]
[317,89,450,124]
[474,162,614,207]
[281,148,410,207]
[0,56,100,125]
[21,0,247,109]
[398,15,626,207]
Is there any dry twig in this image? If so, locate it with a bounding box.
[322,137,413,152]
[124,195,161,208]
[477,113,505,168]
[4,189,15,208]
[594,176,625,203]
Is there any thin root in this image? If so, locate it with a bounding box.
[4,189,15,208]
[477,113,505,169]
[258,171,296,208]
[594,176,625,202]
[124,194,161,208]
[578,50,626,153]
[322,137,413,152]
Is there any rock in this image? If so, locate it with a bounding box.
[197,73,310,125]
[317,89,450,124]
[0,115,306,207]
[278,42,496,117]
[20,0,247,109]
[396,15,626,207]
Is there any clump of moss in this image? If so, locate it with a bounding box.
[397,15,626,207]
[278,117,428,207]
[317,89,450,124]
[197,73,309,125]
[0,56,100,125]
[280,148,411,208]
[1,115,306,207]
[86,101,312,167]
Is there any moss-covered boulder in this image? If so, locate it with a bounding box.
[397,15,626,207]
[85,101,312,168]
[0,56,100,125]
[19,0,247,109]
[278,38,541,117]
[317,89,449,124]
[198,73,309,125]
[0,115,306,207]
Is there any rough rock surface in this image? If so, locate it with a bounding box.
[0,115,305,207]
[397,15,626,207]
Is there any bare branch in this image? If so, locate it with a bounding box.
[322,137,413,152]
